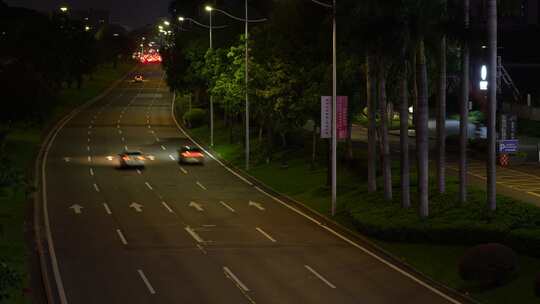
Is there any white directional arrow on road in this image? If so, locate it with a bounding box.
[189,201,204,212]
[249,201,265,211]
[69,204,83,214]
[130,202,143,212]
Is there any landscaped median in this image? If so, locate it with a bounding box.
[0,62,134,303]
[174,94,540,304]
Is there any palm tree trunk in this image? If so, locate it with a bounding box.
[416,40,429,218]
[400,76,410,208]
[379,72,392,201]
[459,0,470,204]
[487,0,497,211]
[437,36,447,193]
[366,55,377,192]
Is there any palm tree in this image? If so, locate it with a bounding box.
[436,35,447,194]
[366,55,377,193]
[379,68,392,200]
[459,0,470,204]
[416,38,429,218]
[487,0,497,210]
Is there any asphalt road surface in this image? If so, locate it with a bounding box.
[42,64,462,304]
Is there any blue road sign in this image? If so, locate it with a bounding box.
[498,139,519,153]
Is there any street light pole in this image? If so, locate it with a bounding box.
[209,8,214,147]
[331,0,337,216]
[245,0,250,171]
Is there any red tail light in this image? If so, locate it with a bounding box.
[122,156,130,161]
[182,152,203,158]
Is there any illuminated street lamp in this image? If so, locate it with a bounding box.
[163,20,170,26]
[59,6,68,13]
[84,26,91,31]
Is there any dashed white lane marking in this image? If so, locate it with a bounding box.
[124,145,129,151]
[88,125,92,129]
[93,183,100,192]
[161,145,166,150]
[116,229,128,245]
[145,182,153,190]
[87,131,91,135]
[223,266,249,292]
[117,125,121,129]
[168,154,175,161]
[256,227,277,242]
[87,138,91,143]
[305,265,336,289]
[87,156,92,162]
[219,201,236,213]
[196,244,207,254]
[117,120,121,124]
[179,167,188,174]
[118,130,122,134]
[87,146,91,151]
[63,157,70,162]
[89,168,94,176]
[137,270,156,295]
[161,201,174,213]
[121,137,125,142]
[150,130,155,134]
[196,181,207,190]
[155,137,160,142]
[147,125,151,129]
[136,169,142,175]
[185,226,204,243]
[103,203,112,215]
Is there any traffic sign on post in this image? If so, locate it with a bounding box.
[498,139,519,153]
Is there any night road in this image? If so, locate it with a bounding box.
[40,64,461,304]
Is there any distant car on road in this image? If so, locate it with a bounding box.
[178,146,205,164]
[119,151,145,168]
[134,75,144,82]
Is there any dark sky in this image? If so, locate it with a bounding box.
[4,0,172,29]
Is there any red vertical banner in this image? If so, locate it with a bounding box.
[337,96,348,139]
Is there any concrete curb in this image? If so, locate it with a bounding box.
[33,65,136,304]
[171,94,479,304]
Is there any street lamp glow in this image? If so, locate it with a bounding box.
[205,5,213,12]
[59,6,68,12]
[178,16,185,21]
[84,26,90,31]
[163,21,170,26]
[158,25,164,30]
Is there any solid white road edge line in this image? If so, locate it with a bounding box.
[161,201,174,213]
[103,203,112,215]
[171,91,462,304]
[223,266,249,292]
[185,226,204,243]
[219,201,236,213]
[137,270,156,295]
[304,265,336,289]
[116,229,128,245]
[256,227,276,243]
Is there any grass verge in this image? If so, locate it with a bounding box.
[178,100,540,303]
[0,61,134,303]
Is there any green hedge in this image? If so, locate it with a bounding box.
[183,108,206,128]
[344,186,540,258]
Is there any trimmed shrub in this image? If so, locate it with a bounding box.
[458,243,518,286]
[183,108,206,128]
